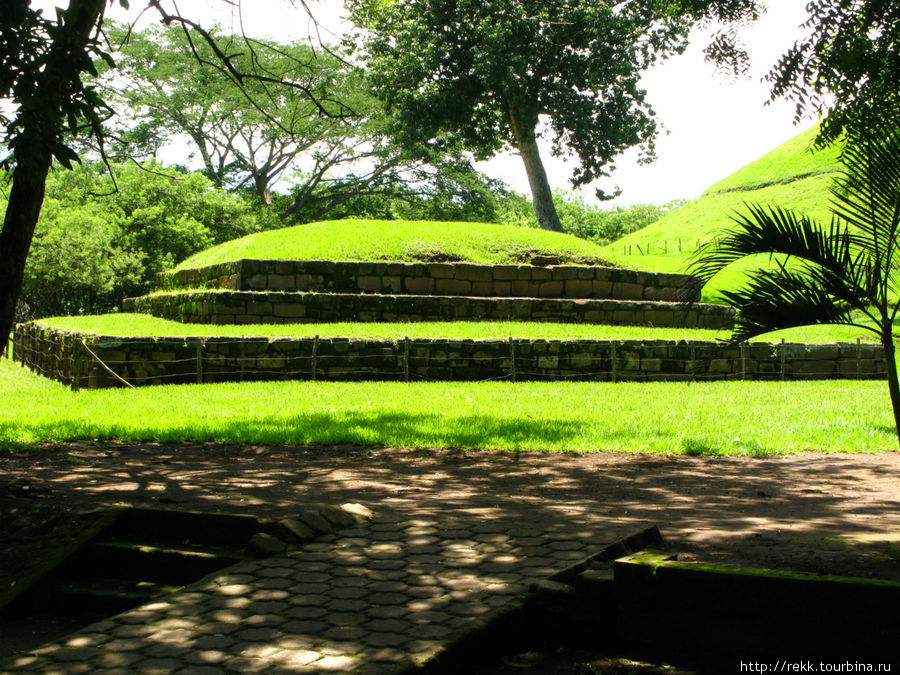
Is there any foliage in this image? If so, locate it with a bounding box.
[8,161,266,317]
[767,0,900,145]
[347,0,761,231]
[175,218,612,270]
[1,358,894,453]
[688,124,900,445]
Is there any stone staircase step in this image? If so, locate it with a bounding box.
[159,258,700,302]
[125,290,734,330]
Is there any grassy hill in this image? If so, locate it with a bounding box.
[176,218,613,270]
[600,125,843,295]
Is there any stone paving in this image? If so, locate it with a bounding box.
[3,513,610,673]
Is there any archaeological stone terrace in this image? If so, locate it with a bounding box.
[13,257,888,388]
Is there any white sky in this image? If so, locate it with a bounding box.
[34,0,818,206]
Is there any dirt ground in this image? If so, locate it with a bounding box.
[3,442,900,595]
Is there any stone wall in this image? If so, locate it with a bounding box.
[124,291,735,330]
[160,259,701,302]
[14,322,886,389]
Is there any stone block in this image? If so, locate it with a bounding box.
[592,280,614,297]
[358,276,382,292]
[565,280,594,297]
[274,303,306,318]
[266,274,294,290]
[247,274,267,290]
[612,282,644,300]
[537,356,558,369]
[247,301,273,315]
[404,277,434,294]
[380,276,401,293]
[436,279,471,295]
[550,266,579,280]
[531,267,553,281]
[493,265,520,281]
[428,264,455,279]
[457,264,494,282]
[539,281,564,298]
[470,282,493,296]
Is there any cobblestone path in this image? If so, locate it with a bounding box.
[4,513,609,673]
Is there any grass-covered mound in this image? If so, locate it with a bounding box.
[176,219,613,271]
[600,125,842,290]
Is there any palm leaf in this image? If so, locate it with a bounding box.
[720,267,865,343]
[687,204,869,299]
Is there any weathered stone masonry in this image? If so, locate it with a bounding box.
[14,322,887,389]
[124,291,735,330]
[160,259,700,302]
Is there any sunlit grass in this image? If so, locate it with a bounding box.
[175,218,613,270]
[36,314,882,344]
[2,358,894,454]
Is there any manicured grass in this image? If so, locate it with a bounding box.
[600,125,842,300]
[1,358,894,453]
[37,313,882,344]
[704,124,840,194]
[176,219,613,270]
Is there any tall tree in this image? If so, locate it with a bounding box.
[767,0,900,145]
[1,0,109,356]
[0,1,328,353]
[347,0,760,232]
[101,23,356,208]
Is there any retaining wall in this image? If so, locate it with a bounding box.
[160,259,701,302]
[13,322,886,389]
[124,291,735,330]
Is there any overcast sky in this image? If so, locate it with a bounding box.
[37,0,819,206]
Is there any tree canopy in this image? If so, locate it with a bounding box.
[347,0,761,232]
[767,0,900,145]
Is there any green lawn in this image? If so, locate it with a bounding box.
[176,218,613,270]
[36,313,883,344]
[2,358,894,453]
[600,125,843,300]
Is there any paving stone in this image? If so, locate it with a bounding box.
[184,649,229,665]
[235,626,282,642]
[281,619,328,634]
[286,605,329,620]
[361,632,410,648]
[323,611,368,627]
[325,598,369,612]
[407,623,454,639]
[322,625,368,641]
[365,604,411,619]
[330,586,368,599]
[311,655,362,671]
[193,634,237,650]
[364,618,410,633]
[132,657,184,673]
[288,593,330,607]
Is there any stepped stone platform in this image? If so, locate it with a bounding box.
[124,290,735,329]
[14,322,886,389]
[160,258,699,302]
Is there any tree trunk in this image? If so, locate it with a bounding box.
[508,103,563,233]
[0,0,106,356]
[882,331,900,448]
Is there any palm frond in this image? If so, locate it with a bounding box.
[721,267,865,343]
[687,203,868,296]
[830,125,900,279]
